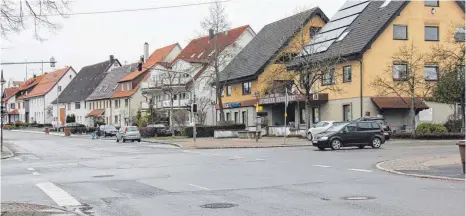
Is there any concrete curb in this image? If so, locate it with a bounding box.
[1,145,14,159]
[188,144,314,149]
[376,159,465,182]
[141,139,182,148]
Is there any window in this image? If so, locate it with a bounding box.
[10,103,15,109]
[424,1,439,7]
[357,122,373,131]
[425,26,439,41]
[226,113,231,121]
[173,94,177,100]
[312,107,319,123]
[84,102,86,109]
[344,123,358,132]
[322,69,335,86]
[125,99,129,107]
[234,112,239,124]
[371,122,381,129]
[109,100,112,108]
[221,87,225,97]
[75,102,81,109]
[392,63,408,80]
[121,84,124,91]
[393,25,408,40]
[226,86,232,96]
[343,104,351,121]
[242,82,251,95]
[67,103,71,110]
[69,75,72,79]
[455,27,465,42]
[126,83,130,91]
[114,115,118,123]
[424,65,439,81]
[58,86,62,92]
[343,66,352,82]
[114,100,118,108]
[309,27,321,39]
[242,111,247,126]
[276,53,298,64]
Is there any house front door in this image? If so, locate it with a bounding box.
[60,108,65,126]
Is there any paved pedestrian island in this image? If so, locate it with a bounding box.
[377,155,465,180]
[1,203,81,216]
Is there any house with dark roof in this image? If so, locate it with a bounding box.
[216,8,328,127]
[14,67,77,124]
[141,25,256,126]
[52,56,121,126]
[284,0,465,131]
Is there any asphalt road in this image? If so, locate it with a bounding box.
[1,131,464,216]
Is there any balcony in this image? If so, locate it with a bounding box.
[141,75,191,93]
[162,99,190,108]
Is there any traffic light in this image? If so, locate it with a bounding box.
[0,105,5,116]
[50,57,56,67]
[192,103,198,113]
[137,56,144,71]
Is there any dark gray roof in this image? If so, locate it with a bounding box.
[86,64,137,101]
[288,1,409,68]
[52,59,120,104]
[457,0,465,12]
[219,7,328,82]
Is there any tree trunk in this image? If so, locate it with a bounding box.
[305,96,311,130]
[410,88,416,135]
[170,99,175,137]
[217,88,225,124]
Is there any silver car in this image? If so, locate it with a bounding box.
[116,126,141,142]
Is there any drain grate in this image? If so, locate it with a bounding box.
[200,203,238,209]
[342,196,376,201]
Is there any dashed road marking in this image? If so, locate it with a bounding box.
[32,172,41,176]
[27,168,35,171]
[348,168,373,173]
[234,156,244,159]
[255,158,265,161]
[188,184,210,191]
[313,165,331,168]
[36,182,81,206]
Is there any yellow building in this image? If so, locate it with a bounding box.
[220,0,465,132]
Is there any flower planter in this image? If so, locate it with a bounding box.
[456,140,465,174]
[64,128,71,137]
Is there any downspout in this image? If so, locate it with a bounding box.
[358,58,363,118]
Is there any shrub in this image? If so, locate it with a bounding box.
[139,127,157,138]
[415,123,448,134]
[444,118,463,132]
[391,132,464,140]
[183,124,246,138]
[69,127,87,134]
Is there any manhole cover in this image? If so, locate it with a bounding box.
[342,196,376,200]
[200,203,238,209]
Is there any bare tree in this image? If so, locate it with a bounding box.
[370,43,432,134]
[172,110,189,128]
[1,0,70,40]
[196,96,212,125]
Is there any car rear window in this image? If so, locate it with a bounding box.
[126,127,138,132]
[371,122,381,129]
[357,122,373,131]
[375,119,387,125]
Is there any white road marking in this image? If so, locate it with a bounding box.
[188,184,210,191]
[27,168,35,171]
[255,159,265,161]
[32,172,41,176]
[14,157,22,161]
[36,182,81,206]
[313,165,331,168]
[234,156,244,159]
[348,169,373,173]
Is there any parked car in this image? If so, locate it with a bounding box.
[312,121,385,150]
[58,123,85,132]
[307,121,344,140]
[148,124,181,136]
[98,125,118,137]
[116,126,141,142]
[355,116,392,140]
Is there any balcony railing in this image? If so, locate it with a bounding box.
[141,75,191,91]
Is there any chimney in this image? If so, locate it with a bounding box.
[110,55,114,63]
[144,42,149,62]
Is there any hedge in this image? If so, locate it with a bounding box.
[391,132,465,140]
[183,124,246,138]
[415,123,448,134]
[139,127,157,138]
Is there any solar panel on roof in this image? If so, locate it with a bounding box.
[311,27,347,44]
[339,0,369,11]
[331,2,370,21]
[320,14,358,33]
[301,39,336,55]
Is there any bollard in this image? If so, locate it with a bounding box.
[64,128,71,137]
[45,127,50,135]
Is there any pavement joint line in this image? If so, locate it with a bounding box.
[32,172,41,176]
[348,168,373,173]
[313,165,331,168]
[36,182,82,207]
[188,184,210,191]
[376,160,466,181]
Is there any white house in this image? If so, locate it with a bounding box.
[17,67,77,124]
[2,87,20,124]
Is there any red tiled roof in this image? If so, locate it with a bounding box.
[371,97,429,110]
[119,43,179,83]
[2,87,18,102]
[87,109,105,117]
[8,109,19,115]
[18,67,71,100]
[112,72,150,99]
[175,25,250,62]
[18,74,46,92]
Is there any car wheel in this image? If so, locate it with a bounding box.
[137,139,141,142]
[371,137,382,149]
[307,133,313,141]
[358,145,365,149]
[116,138,119,142]
[318,147,325,151]
[385,136,391,141]
[330,139,341,150]
[132,140,134,142]
[122,139,126,143]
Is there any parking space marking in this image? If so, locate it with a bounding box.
[188,184,210,191]
[36,182,81,206]
[313,165,331,168]
[348,169,373,173]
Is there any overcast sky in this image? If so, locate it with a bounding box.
[0,0,346,82]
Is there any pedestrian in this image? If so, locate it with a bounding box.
[96,124,100,139]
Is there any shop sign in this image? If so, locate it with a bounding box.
[259,94,304,105]
[225,103,241,108]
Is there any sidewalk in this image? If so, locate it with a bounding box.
[376,155,465,181]
[1,203,83,215]
[143,137,312,149]
[1,144,14,159]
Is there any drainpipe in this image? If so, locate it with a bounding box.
[358,58,363,118]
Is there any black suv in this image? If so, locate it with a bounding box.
[312,121,385,150]
[355,117,392,140]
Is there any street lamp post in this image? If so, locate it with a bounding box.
[1,70,6,152]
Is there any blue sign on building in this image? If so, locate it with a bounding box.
[226,103,241,108]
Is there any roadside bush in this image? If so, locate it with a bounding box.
[444,118,463,132]
[415,123,448,134]
[183,124,245,138]
[139,127,157,138]
[391,132,464,140]
[69,127,87,134]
